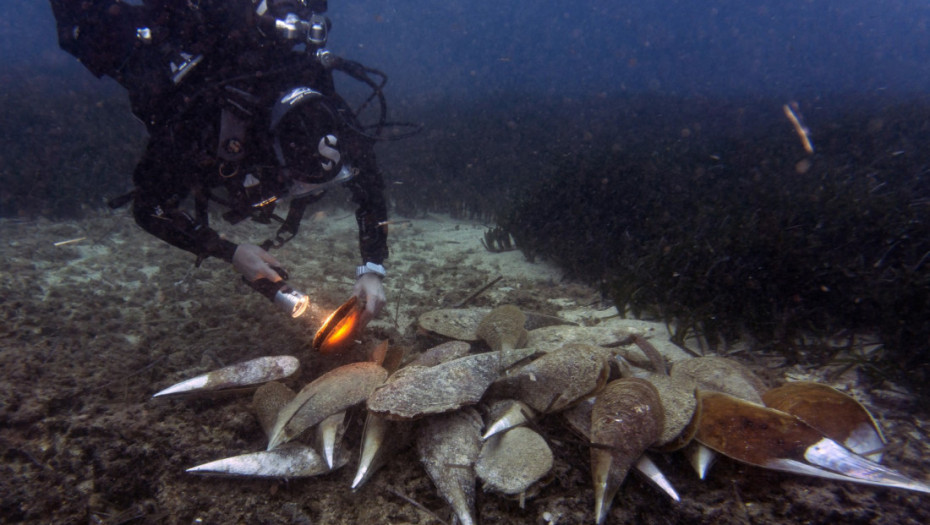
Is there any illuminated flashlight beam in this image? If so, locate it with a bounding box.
[783,102,814,155]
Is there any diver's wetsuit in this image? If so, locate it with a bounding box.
[49,0,388,266]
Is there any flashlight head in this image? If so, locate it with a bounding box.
[274,285,310,318]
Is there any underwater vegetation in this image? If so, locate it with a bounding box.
[9,75,930,396]
[495,94,930,399]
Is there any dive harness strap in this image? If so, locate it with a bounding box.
[259,195,312,252]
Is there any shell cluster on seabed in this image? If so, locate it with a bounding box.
[152,303,930,525]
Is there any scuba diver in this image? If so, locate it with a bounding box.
[48,0,394,328]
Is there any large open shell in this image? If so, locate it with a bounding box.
[762,381,886,461]
[153,356,300,397]
[417,408,483,525]
[367,348,537,420]
[487,343,609,413]
[186,443,343,478]
[695,390,930,494]
[267,361,387,450]
[591,378,664,525]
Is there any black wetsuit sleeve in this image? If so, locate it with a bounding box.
[132,199,239,263]
[346,145,389,266]
[131,133,238,264]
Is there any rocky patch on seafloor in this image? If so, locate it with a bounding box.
[2,211,930,524]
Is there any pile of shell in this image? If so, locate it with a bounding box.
[153,304,930,525]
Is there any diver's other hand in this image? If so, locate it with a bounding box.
[233,244,285,282]
[353,273,386,330]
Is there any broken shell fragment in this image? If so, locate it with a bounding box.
[268,361,387,450]
[367,348,536,420]
[186,443,342,478]
[253,381,297,439]
[475,426,553,498]
[695,391,930,494]
[476,305,528,351]
[153,355,300,398]
[313,296,363,355]
[762,381,886,461]
[591,378,664,525]
[417,408,483,525]
[488,343,609,414]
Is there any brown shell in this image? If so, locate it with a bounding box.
[762,382,885,457]
[152,355,300,397]
[591,378,665,467]
[367,348,536,420]
[590,378,664,525]
[694,390,822,467]
[487,343,609,414]
[476,305,528,351]
[671,356,768,404]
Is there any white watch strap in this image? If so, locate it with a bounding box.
[356,262,386,278]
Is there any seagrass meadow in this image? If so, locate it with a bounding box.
[386,93,930,400]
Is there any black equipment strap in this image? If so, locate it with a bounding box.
[260,195,316,251]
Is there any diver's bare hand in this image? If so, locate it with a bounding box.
[233,244,285,282]
[353,273,386,330]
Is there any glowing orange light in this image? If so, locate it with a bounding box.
[313,296,363,355]
[325,317,356,345]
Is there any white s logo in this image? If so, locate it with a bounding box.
[318,134,341,171]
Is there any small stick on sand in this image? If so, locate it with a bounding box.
[53,237,86,246]
[383,487,450,525]
[455,275,503,308]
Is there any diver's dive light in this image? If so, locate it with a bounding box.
[248,277,310,318]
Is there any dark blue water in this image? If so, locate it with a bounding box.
[4,1,929,97]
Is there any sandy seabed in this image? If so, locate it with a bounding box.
[1,206,929,525]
